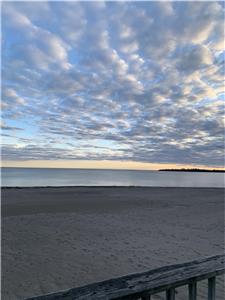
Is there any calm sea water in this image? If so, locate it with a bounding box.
[1,167,224,188]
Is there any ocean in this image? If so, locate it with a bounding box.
[1,167,224,188]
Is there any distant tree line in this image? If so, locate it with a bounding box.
[159,168,225,173]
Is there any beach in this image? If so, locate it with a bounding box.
[2,187,224,299]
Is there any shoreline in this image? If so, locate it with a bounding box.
[2,185,225,189]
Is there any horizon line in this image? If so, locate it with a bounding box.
[2,166,225,172]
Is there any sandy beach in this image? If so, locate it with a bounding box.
[2,187,224,299]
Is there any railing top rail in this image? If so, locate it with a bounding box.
[26,254,225,300]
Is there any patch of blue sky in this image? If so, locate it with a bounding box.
[5,119,38,137]
[194,98,217,108]
[79,139,122,150]
[68,50,80,66]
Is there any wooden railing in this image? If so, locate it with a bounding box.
[26,254,225,300]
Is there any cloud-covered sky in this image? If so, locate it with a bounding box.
[2,1,225,168]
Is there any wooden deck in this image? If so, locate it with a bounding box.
[26,254,225,300]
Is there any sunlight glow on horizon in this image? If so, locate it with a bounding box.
[2,160,224,171]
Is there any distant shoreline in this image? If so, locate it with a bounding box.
[159,168,225,173]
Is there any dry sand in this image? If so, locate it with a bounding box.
[1,187,224,299]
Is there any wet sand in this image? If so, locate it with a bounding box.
[1,187,224,299]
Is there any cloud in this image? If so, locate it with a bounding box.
[1,125,23,131]
[175,44,213,73]
[2,1,224,167]
[2,3,71,70]
[2,88,26,108]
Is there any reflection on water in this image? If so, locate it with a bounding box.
[1,168,224,188]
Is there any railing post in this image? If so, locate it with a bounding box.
[208,277,216,300]
[166,288,175,300]
[188,282,197,300]
[141,295,151,300]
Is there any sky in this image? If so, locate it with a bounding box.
[1,1,225,170]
